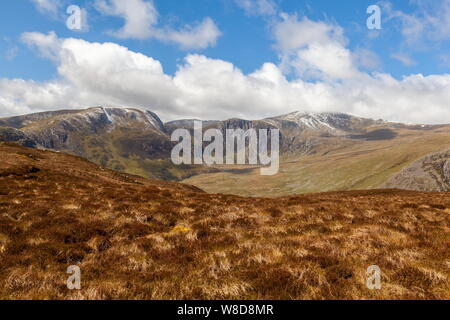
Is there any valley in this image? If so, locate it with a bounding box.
[184,125,450,196]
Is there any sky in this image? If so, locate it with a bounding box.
[0,0,450,123]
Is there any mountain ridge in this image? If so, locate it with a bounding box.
[1,106,449,195]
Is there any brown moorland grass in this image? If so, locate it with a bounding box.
[0,142,449,300]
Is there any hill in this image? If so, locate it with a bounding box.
[0,143,449,299]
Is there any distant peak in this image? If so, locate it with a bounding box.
[270,111,366,131]
[285,111,349,117]
[89,106,145,113]
[84,106,165,131]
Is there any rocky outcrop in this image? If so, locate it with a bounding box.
[0,127,37,148]
[384,148,450,192]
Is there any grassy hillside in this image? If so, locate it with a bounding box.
[0,143,449,300]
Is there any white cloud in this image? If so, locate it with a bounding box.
[94,0,221,49]
[235,0,277,16]
[353,48,381,70]
[414,0,450,40]
[382,0,450,45]
[4,47,19,61]
[273,14,346,51]
[1,27,450,124]
[21,31,62,61]
[273,14,361,80]
[163,18,221,50]
[391,53,417,66]
[31,0,62,17]
[95,0,158,39]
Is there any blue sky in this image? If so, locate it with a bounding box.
[0,0,450,123]
[1,0,449,80]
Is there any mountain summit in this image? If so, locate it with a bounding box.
[0,107,165,133]
[267,111,384,134]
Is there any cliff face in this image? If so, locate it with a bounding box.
[166,111,392,156]
[0,127,37,148]
[384,148,450,192]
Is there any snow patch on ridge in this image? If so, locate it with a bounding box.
[279,111,349,130]
[80,106,165,132]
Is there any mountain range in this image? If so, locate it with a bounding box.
[1,106,449,196]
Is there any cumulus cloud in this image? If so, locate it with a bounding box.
[95,0,158,39]
[235,0,277,16]
[94,0,221,49]
[1,26,450,124]
[162,18,222,50]
[273,14,362,80]
[21,31,62,60]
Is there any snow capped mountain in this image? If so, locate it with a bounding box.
[269,111,381,133]
[48,107,166,133]
[0,107,170,165]
[0,106,166,133]
[284,112,335,130]
[97,107,165,132]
